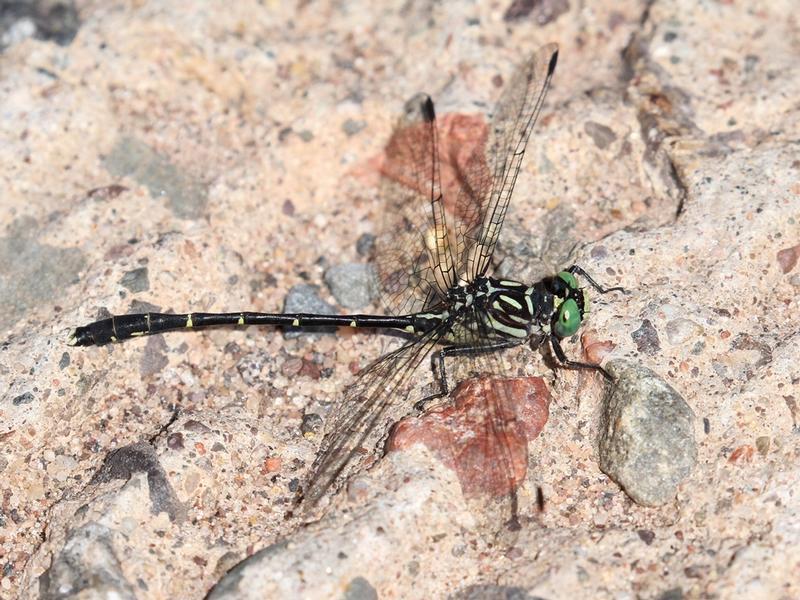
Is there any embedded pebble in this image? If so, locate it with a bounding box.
[584,121,617,149]
[300,413,323,437]
[119,267,150,293]
[355,233,376,257]
[323,263,377,309]
[631,319,661,354]
[343,577,378,600]
[599,360,697,506]
[665,317,703,345]
[342,119,366,136]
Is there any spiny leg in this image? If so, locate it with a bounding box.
[566,264,627,295]
[415,339,525,411]
[550,336,612,381]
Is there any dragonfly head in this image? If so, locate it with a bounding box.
[549,271,589,339]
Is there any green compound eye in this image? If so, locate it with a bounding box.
[554,298,581,338]
[557,271,579,290]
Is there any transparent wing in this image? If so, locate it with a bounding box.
[457,43,559,281]
[300,324,448,511]
[452,307,530,545]
[374,93,458,316]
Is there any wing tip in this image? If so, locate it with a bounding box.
[421,95,436,122]
[547,47,559,76]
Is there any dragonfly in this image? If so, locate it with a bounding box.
[69,43,623,538]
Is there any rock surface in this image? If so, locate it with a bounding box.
[1,0,798,598]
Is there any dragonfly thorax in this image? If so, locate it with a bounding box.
[476,276,549,339]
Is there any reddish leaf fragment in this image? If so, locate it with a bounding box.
[388,376,550,498]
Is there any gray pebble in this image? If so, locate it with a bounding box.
[665,318,703,346]
[355,233,375,257]
[583,121,617,149]
[343,576,378,600]
[342,119,366,136]
[13,392,34,405]
[323,263,377,309]
[599,360,697,506]
[120,267,149,293]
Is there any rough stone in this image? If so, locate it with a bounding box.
[323,262,377,309]
[599,360,697,506]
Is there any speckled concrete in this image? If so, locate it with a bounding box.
[1,1,798,598]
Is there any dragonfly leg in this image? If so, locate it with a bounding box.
[550,336,612,381]
[567,264,628,295]
[414,339,525,411]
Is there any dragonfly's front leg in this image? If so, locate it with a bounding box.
[549,336,612,381]
[567,264,627,295]
[414,339,525,412]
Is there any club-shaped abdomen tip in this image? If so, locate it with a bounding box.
[66,331,77,346]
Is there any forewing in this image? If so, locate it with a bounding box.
[374,93,458,316]
[458,44,559,281]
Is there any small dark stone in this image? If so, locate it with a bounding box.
[300,413,323,436]
[658,588,684,600]
[343,577,378,600]
[167,432,184,450]
[637,529,655,544]
[183,419,212,433]
[503,0,569,25]
[13,392,34,405]
[129,299,160,313]
[631,319,661,354]
[120,267,149,293]
[87,184,128,200]
[58,352,70,369]
[584,121,617,149]
[356,233,376,257]
[452,584,541,600]
[342,119,366,136]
